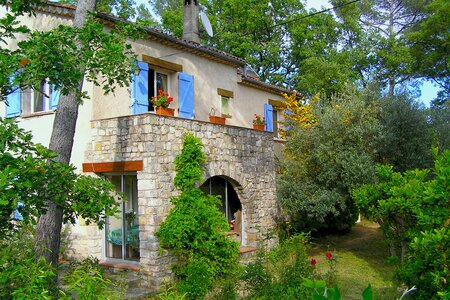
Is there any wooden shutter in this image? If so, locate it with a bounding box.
[264,103,273,132]
[178,73,194,119]
[131,61,149,114]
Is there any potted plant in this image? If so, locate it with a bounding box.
[253,114,265,131]
[152,89,174,116]
[209,108,226,125]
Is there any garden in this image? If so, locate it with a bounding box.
[1,111,448,299]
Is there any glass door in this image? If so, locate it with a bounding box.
[105,175,139,261]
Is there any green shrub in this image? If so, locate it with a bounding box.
[242,234,314,299]
[156,133,239,299]
[277,91,381,234]
[175,256,214,299]
[62,257,127,300]
[0,226,57,299]
[355,149,450,298]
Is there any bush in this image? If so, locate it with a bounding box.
[156,134,239,299]
[242,234,314,299]
[355,149,450,298]
[0,225,57,299]
[0,226,126,299]
[62,257,127,300]
[277,90,381,234]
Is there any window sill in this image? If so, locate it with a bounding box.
[21,110,55,119]
[99,260,140,271]
[273,137,286,143]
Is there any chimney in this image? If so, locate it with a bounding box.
[183,0,200,43]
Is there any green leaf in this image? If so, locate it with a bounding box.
[362,283,373,300]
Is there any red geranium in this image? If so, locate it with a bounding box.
[310,258,317,265]
[325,251,333,260]
[151,89,173,108]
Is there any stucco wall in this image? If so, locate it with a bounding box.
[80,113,278,289]
[93,38,286,128]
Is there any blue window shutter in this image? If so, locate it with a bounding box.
[264,104,273,132]
[178,72,194,119]
[51,85,60,110]
[6,76,21,118]
[131,61,149,114]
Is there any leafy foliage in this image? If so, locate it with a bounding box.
[156,133,239,299]
[0,225,57,299]
[278,92,318,139]
[0,226,127,299]
[377,93,433,172]
[4,16,137,103]
[277,89,381,233]
[406,0,450,98]
[62,257,127,300]
[354,150,450,298]
[242,234,314,299]
[0,118,120,237]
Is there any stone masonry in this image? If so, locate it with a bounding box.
[79,112,278,290]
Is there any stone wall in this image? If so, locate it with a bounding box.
[82,113,278,289]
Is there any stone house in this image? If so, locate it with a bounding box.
[1,1,288,289]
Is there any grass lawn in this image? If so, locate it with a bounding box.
[310,221,401,300]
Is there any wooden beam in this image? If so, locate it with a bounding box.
[82,161,144,173]
[217,88,234,98]
[269,99,286,109]
[142,54,183,73]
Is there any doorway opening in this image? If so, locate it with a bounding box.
[200,176,242,244]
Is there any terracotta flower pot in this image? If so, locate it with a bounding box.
[253,124,264,131]
[209,116,226,125]
[156,107,174,116]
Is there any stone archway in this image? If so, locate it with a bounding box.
[200,176,244,244]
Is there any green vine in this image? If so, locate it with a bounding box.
[156,133,239,299]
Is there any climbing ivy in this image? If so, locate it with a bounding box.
[156,133,239,299]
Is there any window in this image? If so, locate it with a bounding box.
[272,108,279,136]
[105,174,139,261]
[131,58,190,116]
[217,88,233,118]
[6,79,59,117]
[22,80,55,114]
[148,68,169,111]
[221,96,230,116]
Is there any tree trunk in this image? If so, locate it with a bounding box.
[34,0,97,267]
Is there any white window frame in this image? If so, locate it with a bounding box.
[21,79,53,115]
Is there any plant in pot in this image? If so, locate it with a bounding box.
[152,89,174,116]
[209,108,226,124]
[253,114,265,130]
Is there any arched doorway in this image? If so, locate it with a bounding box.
[200,176,243,244]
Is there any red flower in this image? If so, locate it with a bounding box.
[325,251,333,260]
[168,97,173,102]
[310,258,317,265]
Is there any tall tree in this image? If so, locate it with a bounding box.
[0,0,135,265]
[29,0,136,266]
[150,0,305,86]
[378,92,433,172]
[332,0,428,96]
[34,0,98,266]
[406,0,450,100]
[277,88,382,233]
